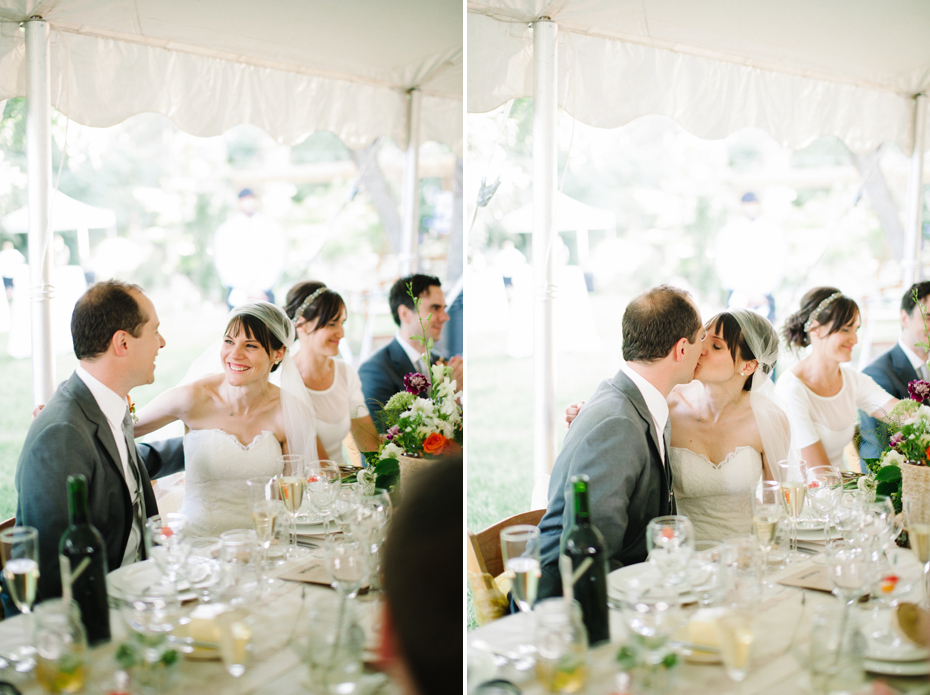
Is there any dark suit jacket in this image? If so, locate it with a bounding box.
[358,337,442,432]
[536,369,675,601]
[11,372,184,606]
[858,344,918,463]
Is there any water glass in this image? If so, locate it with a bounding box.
[825,541,870,606]
[534,598,587,693]
[293,593,365,695]
[645,515,695,590]
[806,466,843,552]
[216,607,252,678]
[687,540,724,606]
[720,536,763,607]
[809,603,866,695]
[33,599,87,694]
[119,589,184,691]
[716,607,754,682]
[618,583,681,666]
[356,488,393,589]
[144,513,191,590]
[333,486,361,540]
[219,529,261,600]
[324,539,368,599]
[306,460,342,555]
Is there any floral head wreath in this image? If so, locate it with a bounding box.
[294,287,329,325]
[803,291,844,334]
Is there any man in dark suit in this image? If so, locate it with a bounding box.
[359,274,464,431]
[9,280,184,610]
[858,281,930,463]
[537,285,704,600]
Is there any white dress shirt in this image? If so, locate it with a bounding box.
[898,338,929,380]
[75,366,141,566]
[619,361,669,464]
[395,333,427,376]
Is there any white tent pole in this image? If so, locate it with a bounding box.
[533,19,557,478]
[904,93,927,287]
[25,16,55,406]
[400,88,421,275]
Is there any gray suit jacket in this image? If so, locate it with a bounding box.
[858,344,918,464]
[537,369,674,601]
[13,372,184,604]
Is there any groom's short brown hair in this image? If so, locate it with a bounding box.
[622,285,701,363]
[72,280,146,360]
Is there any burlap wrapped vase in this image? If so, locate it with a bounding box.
[902,462,930,505]
[397,453,435,489]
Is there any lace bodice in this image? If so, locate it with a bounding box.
[669,445,762,542]
[179,429,283,537]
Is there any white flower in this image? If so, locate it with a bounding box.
[381,442,404,459]
[431,363,448,385]
[440,398,460,418]
[406,397,436,419]
[918,405,930,421]
[881,450,906,468]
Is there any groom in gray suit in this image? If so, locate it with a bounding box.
[537,285,704,600]
[9,280,184,610]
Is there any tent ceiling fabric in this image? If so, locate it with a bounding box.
[0,0,463,155]
[467,0,930,154]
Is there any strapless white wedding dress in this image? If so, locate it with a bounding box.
[179,429,283,537]
[669,446,762,542]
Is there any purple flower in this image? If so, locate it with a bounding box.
[908,379,930,404]
[385,425,400,441]
[890,432,905,448]
[404,372,430,396]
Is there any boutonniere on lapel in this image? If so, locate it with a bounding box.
[127,395,138,424]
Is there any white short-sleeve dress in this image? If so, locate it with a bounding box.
[774,366,892,471]
[306,359,369,465]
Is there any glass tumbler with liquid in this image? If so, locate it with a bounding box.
[534,598,587,694]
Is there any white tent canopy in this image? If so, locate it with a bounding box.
[501,191,615,234]
[468,0,930,155]
[2,191,115,234]
[0,0,463,155]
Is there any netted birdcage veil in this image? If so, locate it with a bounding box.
[730,309,793,472]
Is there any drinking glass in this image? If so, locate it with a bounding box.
[277,456,308,558]
[854,495,898,557]
[144,513,191,592]
[904,495,930,609]
[751,481,785,584]
[825,541,871,607]
[720,535,764,607]
[356,488,393,590]
[533,598,587,693]
[809,603,866,695]
[333,486,361,540]
[806,466,843,551]
[218,529,261,601]
[618,582,681,666]
[866,547,922,645]
[774,458,808,562]
[216,608,252,678]
[293,593,365,695]
[716,607,754,682]
[33,598,87,694]
[687,540,724,607]
[1,525,40,671]
[645,515,695,590]
[324,539,368,599]
[119,589,184,691]
[501,525,541,614]
[246,476,281,570]
[306,460,342,555]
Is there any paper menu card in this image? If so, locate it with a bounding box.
[277,557,369,590]
[776,565,834,594]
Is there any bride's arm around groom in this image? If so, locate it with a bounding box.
[535,286,705,602]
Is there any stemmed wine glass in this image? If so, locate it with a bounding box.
[333,486,361,541]
[500,525,541,656]
[355,489,393,590]
[246,476,283,577]
[751,481,785,590]
[144,513,191,594]
[277,455,307,558]
[306,460,342,556]
[774,458,809,562]
[0,526,39,672]
[904,495,930,609]
[645,515,695,591]
[718,536,764,682]
[805,465,843,563]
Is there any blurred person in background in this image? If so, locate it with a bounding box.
[359,274,463,431]
[0,240,24,301]
[214,187,286,309]
[285,280,381,463]
[715,191,786,323]
[380,454,461,695]
[858,281,930,461]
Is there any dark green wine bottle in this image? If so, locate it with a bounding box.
[560,474,609,645]
[59,475,111,646]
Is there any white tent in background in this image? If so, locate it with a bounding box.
[467,0,930,480]
[0,0,462,404]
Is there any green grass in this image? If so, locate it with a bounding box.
[466,292,628,629]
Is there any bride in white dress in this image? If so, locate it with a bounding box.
[668,309,791,541]
[133,302,319,537]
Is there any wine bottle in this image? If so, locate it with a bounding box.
[560,474,610,646]
[59,474,111,646]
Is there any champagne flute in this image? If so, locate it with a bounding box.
[751,481,784,590]
[775,458,808,562]
[805,465,843,563]
[904,495,930,609]
[501,525,541,656]
[1,526,39,672]
[277,455,307,559]
[645,515,695,590]
[246,476,282,580]
[306,460,342,556]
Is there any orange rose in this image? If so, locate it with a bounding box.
[423,433,446,455]
[442,439,462,455]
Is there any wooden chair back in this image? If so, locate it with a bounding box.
[466,509,545,579]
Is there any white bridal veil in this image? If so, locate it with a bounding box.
[728,309,794,473]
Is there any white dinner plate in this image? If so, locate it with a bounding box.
[867,638,930,663]
[108,556,221,601]
[294,521,326,537]
[864,658,930,676]
[607,563,696,604]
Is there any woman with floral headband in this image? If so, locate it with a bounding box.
[284,281,381,465]
[777,287,897,472]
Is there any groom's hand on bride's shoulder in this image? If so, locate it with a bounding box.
[32,404,45,419]
[565,401,584,428]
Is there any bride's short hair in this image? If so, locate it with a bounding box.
[224,313,284,372]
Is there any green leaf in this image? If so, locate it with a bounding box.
[375,472,399,491]
[876,480,901,497]
[876,466,903,483]
[374,458,400,477]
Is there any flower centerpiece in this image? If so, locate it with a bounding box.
[359,284,463,494]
